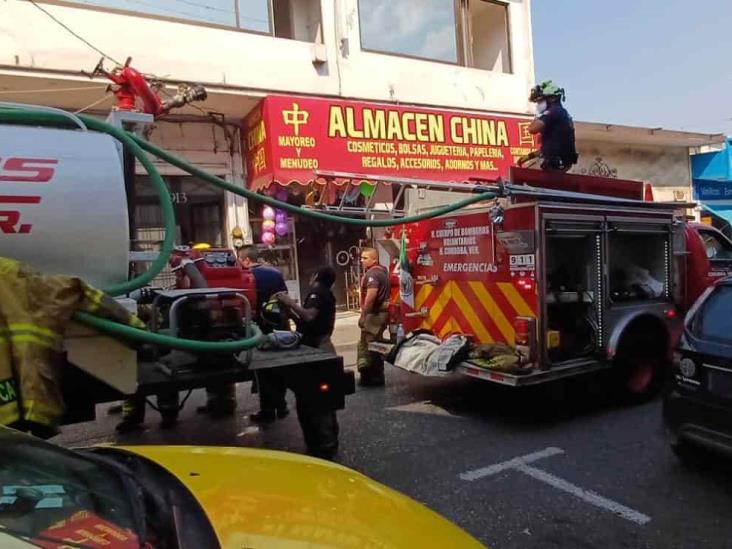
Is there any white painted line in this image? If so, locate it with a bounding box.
[515,463,651,525]
[459,447,651,525]
[459,447,564,481]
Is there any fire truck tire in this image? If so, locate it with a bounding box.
[612,316,671,403]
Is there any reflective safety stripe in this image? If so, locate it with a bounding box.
[0,401,20,426]
[84,287,104,313]
[0,333,57,350]
[7,323,62,343]
[23,399,60,427]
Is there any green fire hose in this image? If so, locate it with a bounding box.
[0,106,498,352]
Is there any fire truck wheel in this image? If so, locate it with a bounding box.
[612,317,671,403]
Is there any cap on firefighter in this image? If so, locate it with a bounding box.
[529,80,566,102]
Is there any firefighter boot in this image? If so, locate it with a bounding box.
[116,394,146,433]
[296,404,339,460]
[197,383,237,418]
[157,390,180,428]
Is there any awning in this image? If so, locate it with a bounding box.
[243,95,537,192]
[701,202,732,228]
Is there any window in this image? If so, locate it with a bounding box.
[357,0,459,63]
[357,0,511,72]
[694,286,732,344]
[698,229,732,261]
[609,233,668,302]
[465,0,511,72]
[60,0,321,40]
[0,431,141,547]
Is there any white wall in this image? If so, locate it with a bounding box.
[574,140,692,197]
[0,0,534,115]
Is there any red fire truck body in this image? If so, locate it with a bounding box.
[391,168,732,396]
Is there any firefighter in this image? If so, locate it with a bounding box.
[357,248,391,386]
[238,246,291,422]
[518,80,578,172]
[278,266,339,458]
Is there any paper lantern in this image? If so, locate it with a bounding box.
[261,231,276,245]
[262,206,275,220]
[275,212,287,224]
[275,221,288,236]
[262,219,275,231]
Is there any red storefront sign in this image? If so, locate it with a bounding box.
[244,95,536,191]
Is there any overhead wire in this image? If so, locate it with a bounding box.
[25,0,123,65]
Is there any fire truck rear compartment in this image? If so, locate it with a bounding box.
[545,233,599,362]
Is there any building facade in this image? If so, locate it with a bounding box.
[1,0,536,304]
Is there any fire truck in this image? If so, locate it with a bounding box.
[378,168,732,399]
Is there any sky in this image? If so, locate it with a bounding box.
[531,0,732,136]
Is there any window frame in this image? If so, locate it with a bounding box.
[39,0,322,40]
[355,0,513,72]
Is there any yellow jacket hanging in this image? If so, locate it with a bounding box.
[0,257,145,430]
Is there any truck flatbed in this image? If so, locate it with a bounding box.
[137,346,343,394]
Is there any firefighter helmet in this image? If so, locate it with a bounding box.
[529,81,565,102]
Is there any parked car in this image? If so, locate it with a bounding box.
[0,427,484,548]
[664,276,732,461]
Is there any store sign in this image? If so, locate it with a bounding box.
[695,181,732,201]
[244,95,536,190]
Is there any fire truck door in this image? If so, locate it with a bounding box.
[543,217,604,363]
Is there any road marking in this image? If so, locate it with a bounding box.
[460,447,564,480]
[387,400,459,417]
[460,447,651,526]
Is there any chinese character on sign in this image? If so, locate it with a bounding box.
[253,148,267,174]
[518,122,534,146]
[282,102,309,136]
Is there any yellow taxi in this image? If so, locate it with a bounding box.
[0,427,484,548]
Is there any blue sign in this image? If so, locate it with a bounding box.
[694,180,732,201]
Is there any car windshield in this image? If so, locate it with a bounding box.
[693,285,732,344]
[0,428,143,548]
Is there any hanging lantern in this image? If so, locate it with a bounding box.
[262,219,276,232]
[262,206,275,220]
[275,212,287,224]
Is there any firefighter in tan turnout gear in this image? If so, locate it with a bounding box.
[357,248,391,386]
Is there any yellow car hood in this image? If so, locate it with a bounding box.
[119,445,484,549]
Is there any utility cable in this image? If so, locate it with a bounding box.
[26,0,123,65]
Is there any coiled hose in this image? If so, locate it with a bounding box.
[0,106,499,352]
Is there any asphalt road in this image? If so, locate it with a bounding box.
[55,360,732,549]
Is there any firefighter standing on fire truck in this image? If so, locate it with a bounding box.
[357,248,390,386]
[518,81,578,171]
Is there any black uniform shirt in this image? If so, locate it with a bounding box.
[297,283,336,347]
[539,103,578,168]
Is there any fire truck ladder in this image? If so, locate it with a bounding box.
[314,170,689,219]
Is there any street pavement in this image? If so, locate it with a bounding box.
[55,324,732,549]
